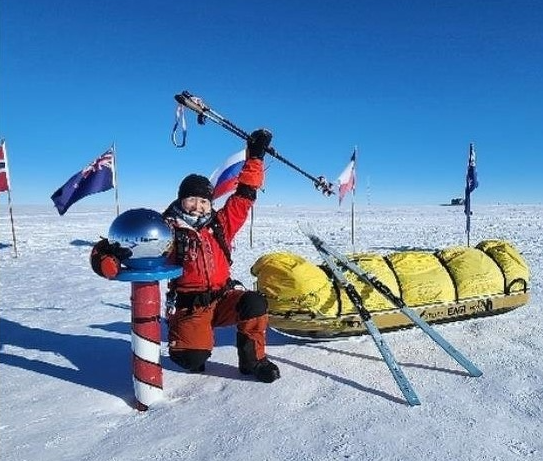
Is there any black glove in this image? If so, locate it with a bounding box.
[90,238,133,279]
[247,129,272,160]
[165,288,177,317]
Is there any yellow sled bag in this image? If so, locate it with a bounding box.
[476,239,530,293]
[251,252,339,317]
[252,239,530,335]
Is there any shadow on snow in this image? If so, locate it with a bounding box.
[1,316,458,405]
[0,317,133,405]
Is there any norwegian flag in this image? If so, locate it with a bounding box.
[0,139,11,193]
[51,150,115,215]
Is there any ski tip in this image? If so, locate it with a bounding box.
[402,390,421,406]
[470,368,483,378]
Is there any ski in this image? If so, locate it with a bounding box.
[302,227,483,378]
[173,91,335,196]
[301,227,421,406]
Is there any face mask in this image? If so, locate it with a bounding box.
[182,212,212,229]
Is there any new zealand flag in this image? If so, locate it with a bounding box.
[51,150,115,215]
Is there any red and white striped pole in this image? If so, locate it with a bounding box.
[131,282,163,411]
[103,208,182,411]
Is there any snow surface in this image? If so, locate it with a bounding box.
[1,204,542,461]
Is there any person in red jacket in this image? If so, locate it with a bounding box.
[91,129,280,383]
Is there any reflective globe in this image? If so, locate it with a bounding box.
[108,208,173,269]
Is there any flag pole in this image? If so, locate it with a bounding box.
[466,199,473,247]
[249,205,254,248]
[6,188,18,258]
[112,142,120,216]
[464,166,471,247]
[464,142,478,247]
[350,145,357,252]
[466,214,470,247]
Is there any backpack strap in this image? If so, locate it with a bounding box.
[207,212,232,266]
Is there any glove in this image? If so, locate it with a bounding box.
[90,238,132,279]
[246,129,272,160]
[165,289,177,317]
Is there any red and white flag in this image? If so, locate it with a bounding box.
[0,139,11,193]
[337,149,356,205]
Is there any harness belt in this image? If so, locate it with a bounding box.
[173,279,246,309]
[175,288,227,308]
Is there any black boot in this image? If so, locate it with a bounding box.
[249,357,281,383]
[237,333,281,383]
[169,349,209,373]
[188,363,206,373]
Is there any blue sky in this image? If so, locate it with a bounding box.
[1,0,542,209]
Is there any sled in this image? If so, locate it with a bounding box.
[268,290,529,338]
[252,239,531,339]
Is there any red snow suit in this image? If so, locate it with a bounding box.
[164,158,268,361]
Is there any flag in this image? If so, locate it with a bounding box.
[0,139,11,193]
[51,150,115,215]
[465,143,478,196]
[464,143,479,234]
[338,149,356,205]
[209,149,246,200]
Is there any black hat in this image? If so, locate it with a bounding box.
[177,174,214,201]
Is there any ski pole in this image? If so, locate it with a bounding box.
[173,91,335,196]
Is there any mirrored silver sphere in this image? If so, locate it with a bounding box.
[108,208,172,266]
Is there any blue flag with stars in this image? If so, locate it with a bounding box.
[464,143,478,237]
[51,150,115,215]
